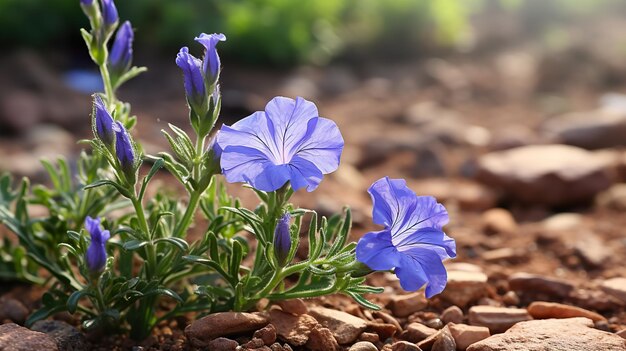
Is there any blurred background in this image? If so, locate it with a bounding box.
[4,0,626,227]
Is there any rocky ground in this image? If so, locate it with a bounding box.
[4,26,626,349]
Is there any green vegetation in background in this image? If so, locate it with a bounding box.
[0,0,625,65]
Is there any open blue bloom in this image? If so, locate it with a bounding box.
[194,33,226,87]
[93,95,115,147]
[356,177,456,297]
[113,121,135,175]
[217,96,344,192]
[84,216,110,273]
[109,21,133,79]
[101,0,118,26]
[176,46,206,113]
[273,213,292,266]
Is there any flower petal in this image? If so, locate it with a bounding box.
[218,111,282,164]
[287,155,323,192]
[293,117,343,174]
[356,230,402,271]
[395,247,448,297]
[395,227,456,260]
[220,146,290,192]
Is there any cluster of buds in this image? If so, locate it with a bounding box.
[176,33,226,138]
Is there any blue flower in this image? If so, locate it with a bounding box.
[217,96,344,192]
[194,33,226,87]
[109,21,134,80]
[356,177,456,297]
[113,121,135,176]
[176,46,206,114]
[93,95,115,147]
[273,213,292,266]
[84,216,110,273]
[100,0,118,26]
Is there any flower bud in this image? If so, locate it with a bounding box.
[273,213,292,267]
[109,21,134,84]
[92,95,115,148]
[113,121,137,182]
[176,46,206,115]
[194,33,226,88]
[101,0,118,27]
[80,0,94,4]
[84,216,110,274]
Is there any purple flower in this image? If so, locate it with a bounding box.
[217,96,344,192]
[194,33,226,87]
[84,216,110,273]
[109,21,133,79]
[356,177,456,297]
[273,213,291,266]
[113,121,135,175]
[93,95,115,147]
[80,0,94,5]
[101,0,118,26]
[176,46,206,113]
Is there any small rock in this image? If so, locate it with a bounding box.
[441,306,464,325]
[601,278,626,303]
[275,299,308,316]
[570,289,625,312]
[596,183,626,211]
[440,270,489,308]
[508,272,574,298]
[243,338,266,349]
[541,109,626,149]
[481,208,518,235]
[448,323,491,350]
[305,325,340,351]
[392,340,421,351]
[501,291,520,306]
[573,232,611,267]
[253,324,277,346]
[185,312,269,347]
[0,323,58,351]
[468,306,532,334]
[31,320,88,351]
[373,311,402,333]
[207,337,238,351]
[269,343,293,351]
[617,329,626,339]
[466,318,626,351]
[0,298,29,324]
[481,248,526,263]
[308,306,367,344]
[359,332,380,343]
[476,144,612,206]
[389,292,428,317]
[349,341,379,351]
[432,326,456,351]
[527,301,605,322]
[401,323,438,343]
[541,213,584,232]
[365,322,397,340]
[270,310,318,346]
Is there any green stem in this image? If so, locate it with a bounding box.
[253,261,309,299]
[172,135,206,238]
[99,63,116,107]
[131,195,156,278]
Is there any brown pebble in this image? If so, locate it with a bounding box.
[441,306,464,324]
[432,326,456,351]
[349,341,379,351]
[0,298,29,324]
[508,272,574,298]
[270,343,293,351]
[527,301,606,322]
[308,306,367,344]
[482,208,518,235]
[389,292,428,318]
[269,310,318,346]
[401,322,437,343]
[391,340,421,351]
[207,337,238,351]
[244,338,266,349]
[275,299,308,316]
[359,332,380,343]
[448,323,491,350]
[468,306,532,333]
[365,322,397,340]
[253,324,277,346]
[502,291,520,306]
[185,312,268,347]
[305,325,340,351]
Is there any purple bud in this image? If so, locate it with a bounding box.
[194,33,226,87]
[273,213,291,266]
[84,216,110,273]
[101,0,118,26]
[113,121,135,176]
[93,95,115,147]
[80,0,94,5]
[176,46,206,113]
[109,21,133,79]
